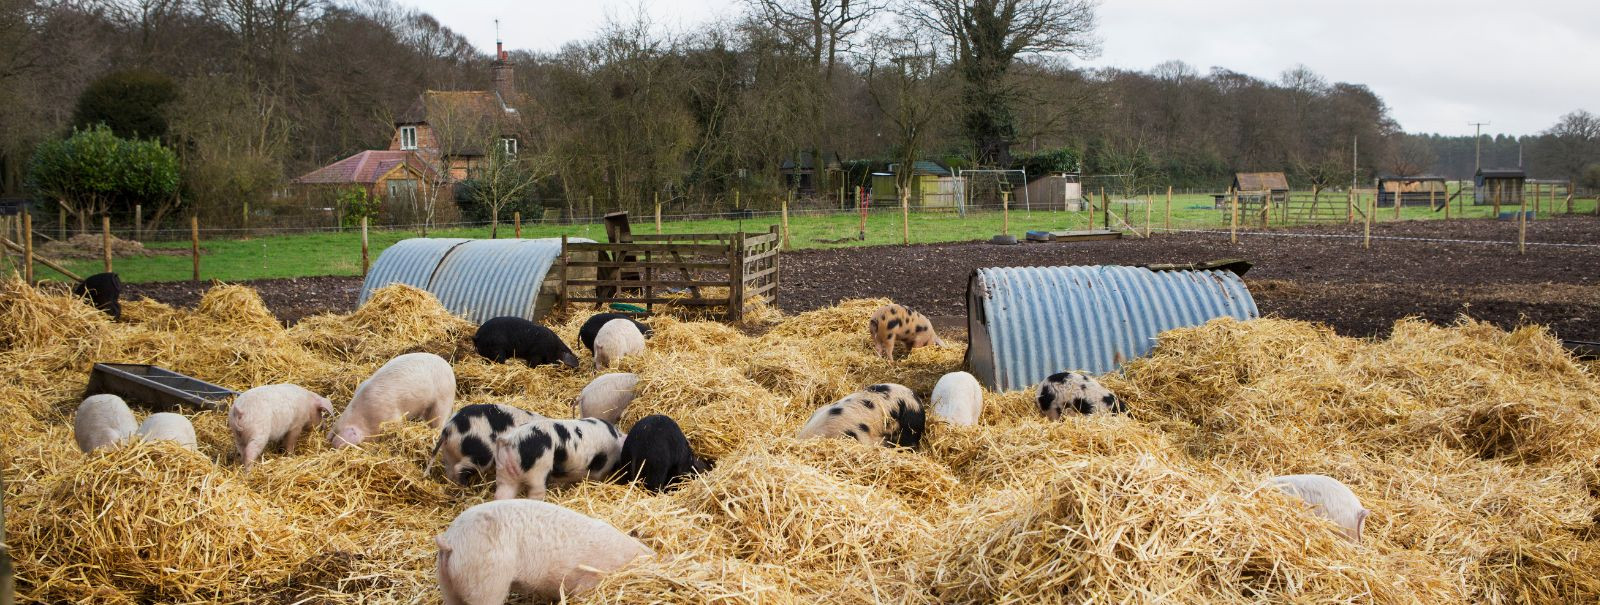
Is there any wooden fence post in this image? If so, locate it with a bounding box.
[781,198,792,250]
[22,211,32,283]
[1567,179,1575,214]
[1392,184,1401,220]
[856,186,866,241]
[190,216,199,281]
[360,217,370,277]
[514,211,521,238]
[728,231,746,322]
[1002,190,1011,236]
[1229,188,1238,244]
[134,204,142,241]
[1101,187,1110,230]
[102,215,112,273]
[58,205,65,240]
[1165,186,1172,234]
[654,192,662,234]
[1363,192,1373,249]
[1144,191,1153,236]
[1346,188,1354,224]
[242,201,250,237]
[900,190,910,245]
[1492,181,1502,216]
[1086,185,1096,229]
[1518,186,1527,254]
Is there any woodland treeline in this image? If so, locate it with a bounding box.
[2,0,1595,227]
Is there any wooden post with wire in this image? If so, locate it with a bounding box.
[360,217,370,277]
[1492,181,1502,216]
[102,215,112,273]
[781,197,792,250]
[1165,186,1172,234]
[856,186,866,241]
[1363,191,1373,249]
[1099,187,1109,230]
[134,204,142,241]
[190,216,200,281]
[1518,186,1527,254]
[514,211,521,238]
[1229,187,1238,244]
[1144,191,1153,237]
[1002,190,1010,236]
[1392,183,1401,220]
[1438,187,1446,220]
[1086,184,1096,228]
[900,190,910,245]
[22,211,32,283]
[1567,179,1575,214]
[654,192,662,234]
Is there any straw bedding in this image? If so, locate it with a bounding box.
[4,277,1599,604]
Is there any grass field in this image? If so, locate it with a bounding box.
[15,192,1597,283]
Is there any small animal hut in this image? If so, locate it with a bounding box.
[359,237,593,324]
[558,214,780,322]
[1229,172,1289,223]
[1474,168,1526,206]
[1376,176,1449,207]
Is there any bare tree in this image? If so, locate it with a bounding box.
[469,145,548,238]
[863,33,950,218]
[905,0,1098,166]
[1384,135,1436,178]
[1535,109,1600,181]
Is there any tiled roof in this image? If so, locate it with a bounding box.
[396,90,516,126]
[293,150,436,185]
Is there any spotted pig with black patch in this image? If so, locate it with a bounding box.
[797,383,926,448]
[430,404,541,485]
[1035,371,1124,420]
[494,417,624,501]
[867,304,945,361]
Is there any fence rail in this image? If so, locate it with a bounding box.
[558,225,780,322]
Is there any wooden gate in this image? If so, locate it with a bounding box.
[558,225,780,322]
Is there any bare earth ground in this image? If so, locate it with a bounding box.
[126,216,1600,341]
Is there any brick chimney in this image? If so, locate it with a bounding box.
[492,41,516,106]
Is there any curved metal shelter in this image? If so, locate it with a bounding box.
[965,265,1258,391]
[358,237,594,323]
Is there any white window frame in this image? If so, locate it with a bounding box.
[400,126,418,150]
[500,137,517,155]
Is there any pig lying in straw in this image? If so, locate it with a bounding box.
[1262,474,1370,544]
[798,383,926,449]
[229,383,334,469]
[473,316,579,368]
[430,404,540,485]
[930,371,984,426]
[74,394,138,453]
[495,417,624,500]
[867,303,945,361]
[593,318,646,370]
[331,352,456,448]
[573,373,638,424]
[136,412,198,451]
[614,414,710,492]
[1035,371,1124,419]
[436,499,652,604]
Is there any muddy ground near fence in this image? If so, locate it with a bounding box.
[125,215,1600,341]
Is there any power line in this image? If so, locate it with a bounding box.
[1469,121,1490,173]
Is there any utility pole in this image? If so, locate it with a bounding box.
[1351,135,1358,192]
[1469,121,1490,173]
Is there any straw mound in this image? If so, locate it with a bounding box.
[6,281,1600,604]
[39,233,162,259]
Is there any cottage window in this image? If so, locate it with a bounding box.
[500,137,518,155]
[387,179,418,203]
[400,126,418,150]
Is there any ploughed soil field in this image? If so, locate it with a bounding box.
[127,215,1600,341]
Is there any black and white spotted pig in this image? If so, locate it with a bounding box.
[867,304,944,361]
[73,272,123,320]
[614,414,710,492]
[494,417,624,501]
[430,404,541,485]
[1035,371,1124,419]
[797,383,926,448]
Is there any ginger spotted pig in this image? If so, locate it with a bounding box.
[868,304,945,361]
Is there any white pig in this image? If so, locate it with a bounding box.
[229,383,334,469]
[593,319,645,370]
[74,394,138,453]
[573,373,639,423]
[331,352,456,448]
[930,371,984,426]
[436,499,652,604]
[1263,474,1370,544]
[135,412,198,451]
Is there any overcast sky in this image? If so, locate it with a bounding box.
[402,0,1600,136]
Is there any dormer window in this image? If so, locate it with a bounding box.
[400,126,418,150]
[500,137,517,155]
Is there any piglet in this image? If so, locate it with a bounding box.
[930,371,984,426]
[867,304,944,361]
[74,394,138,453]
[229,383,334,469]
[614,414,709,492]
[474,316,578,368]
[73,272,123,320]
[494,417,624,501]
[797,383,925,449]
[573,373,639,424]
[1263,474,1370,544]
[430,404,540,485]
[436,499,652,604]
[136,412,198,451]
[331,352,456,448]
[578,313,651,351]
[1035,371,1124,420]
[593,319,646,370]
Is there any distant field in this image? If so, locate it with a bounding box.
[18,191,1597,284]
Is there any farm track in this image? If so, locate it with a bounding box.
[126,215,1600,340]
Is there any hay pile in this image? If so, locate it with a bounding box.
[4,277,1599,604]
[39,233,175,260]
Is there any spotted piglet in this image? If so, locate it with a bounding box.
[867,304,944,361]
[430,404,541,485]
[494,417,624,501]
[797,383,926,448]
[1035,371,1124,420]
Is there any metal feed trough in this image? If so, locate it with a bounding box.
[85,363,238,412]
[965,265,1259,392]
